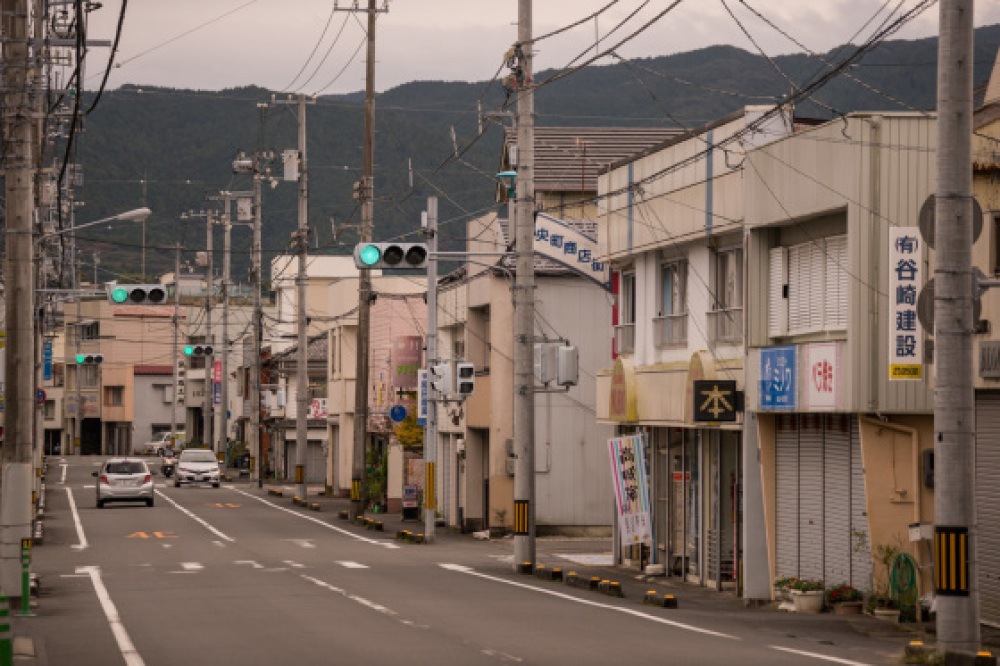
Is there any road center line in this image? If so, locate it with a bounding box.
[154,490,235,542]
[300,574,397,617]
[65,487,88,551]
[438,564,736,640]
[230,488,399,549]
[769,646,872,666]
[59,464,67,485]
[76,566,145,666]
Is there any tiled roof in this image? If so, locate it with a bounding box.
[502,127,682,193]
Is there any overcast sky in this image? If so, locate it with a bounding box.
[83,1,1000,95]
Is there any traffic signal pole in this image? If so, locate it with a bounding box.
[172,243,181,450]
[203,213,215,455]
[934,0,981,653]
[424,198,439,543]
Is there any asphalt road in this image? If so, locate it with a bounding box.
[19,457,913,665]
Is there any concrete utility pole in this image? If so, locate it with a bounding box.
[273,93,315,500]
[252,157,264,485]
[934,0,981,653]
[349,0,383,520]
[513,0,537,569]
[172,243,181,449]
[203,213,215,454]
[1,0,36,596]
[424,198,439,542]
[220,194,232,457]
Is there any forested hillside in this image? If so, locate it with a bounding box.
[74,25,1000,282]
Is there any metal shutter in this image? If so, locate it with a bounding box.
[775,414,799,578]
[850,416,873,591]
[768,247,788,338]
[798,415,825,581]
[824,236,849,330]
[307,440,325,484]
[823,415,852,585]
[976,393,1000,626]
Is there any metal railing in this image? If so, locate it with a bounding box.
[707,307,743,345]
[653,314,688,348]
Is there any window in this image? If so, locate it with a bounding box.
[43,400,55,420]
[615,272,637,353]
[80,322,100,341]
[655,261,687,348]
[104,386,124,406]
[710,248,742,344]
[769,235,848,337]
[80,364,99,388]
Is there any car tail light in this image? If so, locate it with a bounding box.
[99,474,109,485]
[143,474,152,484]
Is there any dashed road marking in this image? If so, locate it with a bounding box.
[155,490,234,542]
[77,566,145,665]
[235,560,263,569]
[769,646,872,665]
[66,487,88,551]
[337,561,369,569]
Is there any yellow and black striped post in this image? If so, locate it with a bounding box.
[425,462,436,511]
[351,478,363,502]
[935,526,970,596]
[295,465,304,485]
[514,500,529,536]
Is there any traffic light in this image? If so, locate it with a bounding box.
[456,362,475,397]
[184,345,214,356]
[75,354,104,364]
[353,243,428,270]
[107,284,168,305]
[429,362,453,395]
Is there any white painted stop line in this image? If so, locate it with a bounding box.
[337,561,368,569]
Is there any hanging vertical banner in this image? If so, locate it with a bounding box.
[608,433,652,547]
[43,341,53,382]
[889,227,923,380]
[417,369,428,427]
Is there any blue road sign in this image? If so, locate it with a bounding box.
[390,405,407,423]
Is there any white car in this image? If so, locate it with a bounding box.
[94,458,155,508]
[174,449,221,488]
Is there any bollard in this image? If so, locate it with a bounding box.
[17,539,33,617]
[0,596,11,666]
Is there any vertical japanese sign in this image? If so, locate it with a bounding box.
[803,342,840,410]
[760,345,796,410]
[889,228,923,380]
[213,360,222,406]
[417,369,428,427]
[607,434,652,547]
[393,336,422,390]
[42,341,53,382]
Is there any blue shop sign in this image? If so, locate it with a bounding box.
[761,346,796,410]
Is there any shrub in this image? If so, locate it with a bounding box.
[826,583,861,604]
[773,576,798,589]
[790,578,824,592]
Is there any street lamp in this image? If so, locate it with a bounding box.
[36,207,153,244]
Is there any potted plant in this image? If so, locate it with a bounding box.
[773,576,797,602]
[790,578,825,613]
[867,543,902,623]
[826,584,863,614]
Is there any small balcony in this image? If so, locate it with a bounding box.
[653,314,687,349]
[614,323,635,355]
[707,307,743,345]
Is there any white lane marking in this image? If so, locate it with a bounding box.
[155,490,234,542]
[76,566,145,666]
[300,575,396,617]
[60,464,67,484]
[287,539,315,549]
[59,574,89,578]
[438,564,736,640]
[212,541,226,548]
[482,649,523,663]
[235,560,264,569]
[283,560,305,568]
[230,488,400,549]
[65,488,88,551]
[180,562,203,571]
[83,484,95,489]
[337,561,369,569]
[770,647,872,665]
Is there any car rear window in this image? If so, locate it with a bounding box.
[181,450,217,463]
[107,462,146,474]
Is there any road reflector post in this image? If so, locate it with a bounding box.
[644,591,678,609]
[17,540,32,617]
[0,596,11,666]
[339,510,349,520]
[516,561,533,575]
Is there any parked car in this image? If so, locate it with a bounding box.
[94,458,154,508]
[174,448,221,488]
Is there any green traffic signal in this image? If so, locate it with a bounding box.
[110,287,129,303]
[358,244,381,266]
[184,346,194,356]
[76,354,85,363]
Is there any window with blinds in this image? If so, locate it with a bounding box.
[768,235,849,337]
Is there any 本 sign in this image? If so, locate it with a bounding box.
[693,380,737,422]
[888,228,923,380]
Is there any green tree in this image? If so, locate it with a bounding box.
[394,413,424,453]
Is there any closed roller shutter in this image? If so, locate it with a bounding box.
[976,393,1000,627]
[850,416,873,591]
[798,415,825,581]
[823,415,852,586]
[775,414,799,579]
[307,440,325,484]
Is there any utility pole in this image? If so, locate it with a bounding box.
[513,0,537,569]
[272,93,315,500]
[252,155,264,486]
[203,212,215,454]
[220,193,232,458]
[172,243,181,449]
[1,0,36,596]
[347,0,387,520]
[424,197,438,542]
[934,0,980,654]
